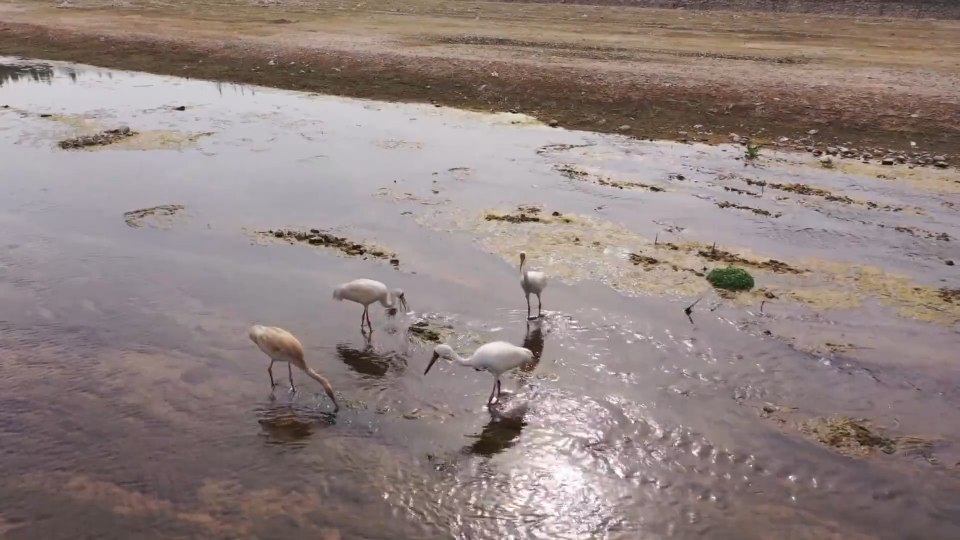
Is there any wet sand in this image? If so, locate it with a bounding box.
[1,58,960,539]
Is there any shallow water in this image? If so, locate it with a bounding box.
[1,57,960,540]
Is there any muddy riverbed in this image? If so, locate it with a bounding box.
[1,57,960,539]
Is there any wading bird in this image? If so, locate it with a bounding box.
[424,341,534,407]
[519,252,548,319]
[249,325,339,412]
[333,278,409,330]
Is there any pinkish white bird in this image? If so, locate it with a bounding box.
[249,325,339,412]
[333,278,409,330]
[424,341,534,406]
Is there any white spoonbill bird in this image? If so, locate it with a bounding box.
[424,341,534,406]
[249,325,339,412]
[333,278,409,330]
[519,251,548,319]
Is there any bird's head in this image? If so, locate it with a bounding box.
[393,288,409,313]
[424,344,455,375]
[519,251,527,263]
[248,325,263,344]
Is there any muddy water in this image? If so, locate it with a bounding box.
[1,57,960,539]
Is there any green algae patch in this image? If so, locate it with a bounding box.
[706,267,755,291]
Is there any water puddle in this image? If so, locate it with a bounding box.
[2,57,960,540]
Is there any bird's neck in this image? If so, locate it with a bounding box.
[379,291,396,308]
[452,352,474,367]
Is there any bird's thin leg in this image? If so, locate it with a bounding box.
[365,307,373,330]
[268,360,276,388]
[496,378,502,399]
[487,379,498,406]
[360,307,368,328]
[288,363,296,392]
[537,294,543,318]
[526,294,531,320]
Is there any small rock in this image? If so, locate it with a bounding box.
[39,113,52,118]
[618,124,631,132]
[389,258,400,266]
[678,131,688,137]
[933,155,946,162]
[548,119,559,127]
[552,211,561,217]
[808,129,819,135]
[945,260,954,266]
[881,158,895,166]
[173,105,186,111]
[935,161,949,169]
[826,147,838,155]
[729,133,741,143]
[819,155,833,165]
[896,155,906,163]
[273,231,284,238]
[309,228,320,234]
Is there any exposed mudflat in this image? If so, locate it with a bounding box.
[1,58,960,540]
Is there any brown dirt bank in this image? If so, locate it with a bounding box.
[494,0,960,20]
[1,2,959,153]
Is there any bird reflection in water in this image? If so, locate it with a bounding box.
[462,401,531,457]
[335,338,406,379]
[255,399,335,446]
[519,320,546,374]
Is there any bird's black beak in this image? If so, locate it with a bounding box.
[400,294,410,314]
[424,351,439,375]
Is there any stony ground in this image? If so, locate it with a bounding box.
[1,0,959,154]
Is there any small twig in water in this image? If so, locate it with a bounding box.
[684,296,703,324]
[655,233,659,246]
[760,300,766,313]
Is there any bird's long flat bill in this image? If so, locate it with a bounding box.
[424,351,439,375]
[400,294,410,313]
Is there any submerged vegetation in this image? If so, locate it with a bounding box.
[254,228,399,266]
[123,204,185,228]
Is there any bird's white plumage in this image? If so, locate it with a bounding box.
[459,341,534,375]
[519,252,547,318]
[425,341,534,406]
[333,278,408,330]
[333,278,389,306]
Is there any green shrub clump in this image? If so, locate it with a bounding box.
[706,266,755,291]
